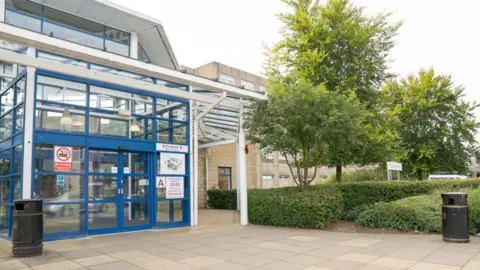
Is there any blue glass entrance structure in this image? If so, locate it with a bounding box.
[30,68,190,240]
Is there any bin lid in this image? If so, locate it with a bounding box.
[14,199,43,203]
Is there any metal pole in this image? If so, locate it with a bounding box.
[397,171,401,181]
[238,105,248,225]
[193,113,199,226]
[236,140,240,211]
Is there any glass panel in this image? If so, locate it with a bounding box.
[14,145,22,174]
[88,176,117,199]
[124,202,149,226]
[157,120,169,142]
[0,150,11,175]
[0,180,11,204]
[34,145,85,173]
[132,94,153,115]
[0,205,9,235]
[131,117,152,141]
[15,106,23,133]
[172,124,187,144]
[15,78,25,105]
[174,200,183,222]
[105,40,129,56]
[43,203,84,234]
[35,104,86,133]
[89,115,128,137]
[0,110,13,140]
[127,153,148,174]
[88,202,117,230]
[6,0,43,16]
[89,86,131,111]
[138,43,150,63]
[43,21,104,50]
[105,27,130,44]
[1,88,14,114]
[89,150,122,173]
[36,76,87,106]
[156,100,187,120]
[14,175,21,200]
[5,9,41,32]
[156,201,170,222]
[124,176,149,199]
[37,52,88,69]
[34,174,84,202]
[43,6,104,36]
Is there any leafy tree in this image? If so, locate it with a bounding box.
[266,0,401,107]
[263,0,400,181]
[381,68,480,180]
[245,81,374,188]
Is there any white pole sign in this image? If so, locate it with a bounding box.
[387,162,403,171]
[166,177,184,199]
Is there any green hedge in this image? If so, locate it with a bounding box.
[356,188,480,234]
[206,179,480,229]
[206,189,237,210]
[248,186,344,229]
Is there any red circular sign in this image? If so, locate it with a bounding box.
[56,147,71,161]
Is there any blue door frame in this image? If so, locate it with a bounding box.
[30,68,191,241]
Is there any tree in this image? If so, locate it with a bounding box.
[266,0,401,107]
[245,81,374,188]
[264,0,400,181]
[381,68,480,180]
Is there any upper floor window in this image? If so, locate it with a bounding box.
[241,80,255,91]
[5,0,130,57]
[219,74,235,86]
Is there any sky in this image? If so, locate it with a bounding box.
[111,0,480,108]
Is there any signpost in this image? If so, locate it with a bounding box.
[387,162,403,181]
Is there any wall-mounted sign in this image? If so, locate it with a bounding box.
[387,162,403,171]
[124,167,130,173]
[156,143,188,153]
[156,176,166,188]
[159,153,186,175]
[111,167,118,173]
[54,146,72,172]
[166,177,184,199]
[56,175,65,185]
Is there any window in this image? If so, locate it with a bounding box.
[36,76,87,106]
[5,2,130,57]
[262,175,274,189]
[279,175,290,187]
[259,85,267,93]
[218,167,232,190]
[219,74,235,85]
[241,80,255,91]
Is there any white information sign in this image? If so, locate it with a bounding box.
[166,177,184,199]
[124,167,130,173]
[387,162,403,171]
[156,143,188,153]
[111,167,118,173]
[159,153,186,175]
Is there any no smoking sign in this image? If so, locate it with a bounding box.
[54,146,73,172]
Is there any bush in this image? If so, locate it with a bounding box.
[248,186,344,229]
[207,189,237,210]
[355,195,442,232]
[326,168,386,184]
[356,188,480,234]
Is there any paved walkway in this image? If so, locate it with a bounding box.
[1,211,480,270]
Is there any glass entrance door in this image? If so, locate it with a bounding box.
[88,150,151,234]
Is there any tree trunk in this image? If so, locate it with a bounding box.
[336,165,342,184]
[417,170,423,180]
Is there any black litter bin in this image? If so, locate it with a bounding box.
[12,199,43,257]
[442,192,469,243]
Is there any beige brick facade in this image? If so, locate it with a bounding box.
[198,143,258,208]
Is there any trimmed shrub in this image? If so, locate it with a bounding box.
[355,195,442,232]
[206,189,237,210]
[248,186,344,229]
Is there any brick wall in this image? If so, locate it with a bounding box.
[198,143,258,208]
